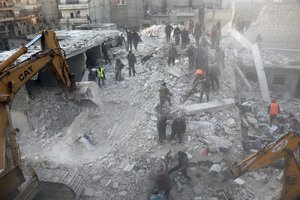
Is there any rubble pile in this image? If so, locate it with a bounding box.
[15,22,300,200]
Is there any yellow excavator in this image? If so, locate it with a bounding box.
[231,131,300,200]
[0,30,98,199]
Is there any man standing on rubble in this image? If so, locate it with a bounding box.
[181,27,190,49]
[101,42,111,64]
[209,62,220,90]
[127,51,137,77]
[125,28,133,51]
[199,78,211,103]
[211,25,219,49]
[170,115,186,144]
[132,30,140,51]
[96,65,105,87]
[159,82,173,109]
[173,26,181,46]
[165,23,173,42]
[186,44,195,71]
[157,115,167,143]
[268,98,280,126]
[169,151,191,180]
[168,43,178,66]
[194,21,203,46]
[115,57,125,81]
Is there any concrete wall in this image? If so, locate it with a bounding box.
[89,0,111,23]
[241,65,300,98]
[245,4,300,49]
[110,0,144,30]
[40,0,60,27]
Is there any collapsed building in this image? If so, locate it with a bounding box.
[0,1,300,200]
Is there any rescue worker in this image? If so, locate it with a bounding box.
[268,98,280,126]
[165,23,173,42]
[132,30,140,50]
[173,26,181,46]
[180,70,204,103]
[159,82,173,108]
[127,51,137,77]
[157,115,167,143]
[168,151,191,180]
[180,28,190,49]
[101,42,111,64]
[154,170,172,199]
[199,78,211,103]
[88,68,97,82]
[215,47,225,68]
[210,25,219,49]
[125,28,133,51]
[186,45,195,71]
[188,19,194,34]
[115,58,125,81]
[170,116,186,144]
[209,63,220,90]
[96,66,105,87]
[168,43,178,66]
[194,21,202,46]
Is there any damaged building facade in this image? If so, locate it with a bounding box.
[58,0,111,30]
[239,4,300,99]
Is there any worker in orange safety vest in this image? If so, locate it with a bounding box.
[268,98,280,126]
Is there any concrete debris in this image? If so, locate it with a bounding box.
[83,187,94,196]
[184,99,236,114]
[9,14,297,200]
[233,178,245,186]
[208,164,222,175]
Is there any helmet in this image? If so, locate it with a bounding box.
[195,69,204,76]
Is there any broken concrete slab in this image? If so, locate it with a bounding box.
[183,99,236,114]
[251,44,270,103]
[166,65,183,78]
[230,30,252,50]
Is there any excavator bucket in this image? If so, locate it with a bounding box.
[74,81,101,106]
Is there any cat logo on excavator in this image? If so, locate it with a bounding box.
[18,66,33,81]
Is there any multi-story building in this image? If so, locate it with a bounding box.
[40,0,60,29]
[58,0,110,30]
[0,0,43,51]
[110,0,144,30]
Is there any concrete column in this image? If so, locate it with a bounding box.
[67,52,87,82]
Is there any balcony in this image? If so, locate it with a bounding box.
[0,7,13,11]
[60,17,88,24]
[58,3,88,10]
[0,16,13,22]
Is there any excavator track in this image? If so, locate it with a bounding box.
[33,166,84,200]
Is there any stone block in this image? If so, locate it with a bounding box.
[233,178,245,186]
[184,99,235,114]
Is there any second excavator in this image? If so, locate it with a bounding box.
[231,131,300,200]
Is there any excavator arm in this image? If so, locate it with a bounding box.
[231,131,300,200]
[0,30,75,199]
